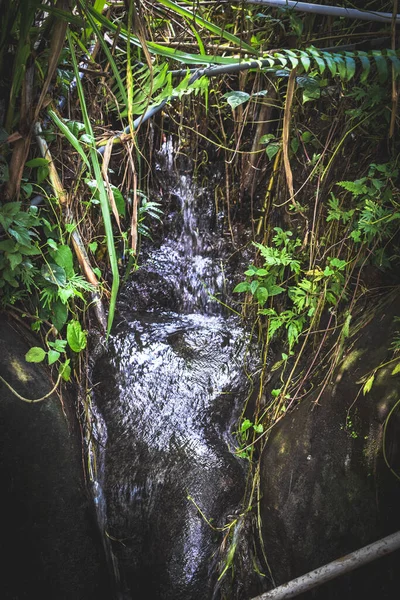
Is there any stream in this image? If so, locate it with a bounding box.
[91,146,256,599]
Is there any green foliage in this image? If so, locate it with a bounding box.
[334,163,400,247]
[0,202,41,302]
[236,418,264,460]
[67,320,87,353]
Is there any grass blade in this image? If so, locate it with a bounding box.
[68,29,119,336]
[48,109,91,169]
[154,0,257,54]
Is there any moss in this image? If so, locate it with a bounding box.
[9,357,33,383]
[339,349,365,375]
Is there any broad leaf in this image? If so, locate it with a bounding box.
[25,347,46,363]
[67,320,87,353]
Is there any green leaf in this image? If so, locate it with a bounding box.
[59,359,71,382]
[299,51,311,72]
[269,284,285,296]
[52,245,74,278]
[256,287,269,306]
[110,185,126,217]
[48,350,60,365]
[387,49,400,78]
[223,91,250,110]
[291,137,299,153]
[49,300,68,332]
[8,252,23,270]
[266,143,280,160]
[67,320,87,353]
[49,339,67,353]
[285,50,299,69]
[0,240,17,252]
[250,279,259,295]
[321,52,337,77]
[25,347,46,363]
[47,238,58,250]
[37,165,49,185]
[344,53,356,81]
[357,51,371,83]
[41,263,67,287]
[308,47,326,74]
[260,134,275,144]
[48,110,91,169]
[363,374,375,395]
[233,281,250,293]
[241,419,252,433]
[152,0,257,54]
[372,51,388,82]
[391,363,400,375]
[333,54,346,80]
[25,158,49,168]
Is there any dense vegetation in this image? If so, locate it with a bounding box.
[1,0,400,581]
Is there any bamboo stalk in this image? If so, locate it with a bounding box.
[250,531,400,600]
[234,0,400,24]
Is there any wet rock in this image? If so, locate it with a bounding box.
[0,313,111,599]
[259,299,400,599]
[92,312,252,599]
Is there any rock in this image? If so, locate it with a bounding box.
[259,299,400,599]
[0,313,111,599]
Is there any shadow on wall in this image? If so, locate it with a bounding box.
[0,313,111,600]
[259,297,400,600]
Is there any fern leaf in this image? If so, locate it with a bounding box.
[333,54,346,79]
[321,51,337,77]
[309,47,326,75]
[372,51,388,82]
[387,49,400,78]
[344,53,356,81]
[299,51,311,72]
[357,51,371,83]
[285,49,299,69]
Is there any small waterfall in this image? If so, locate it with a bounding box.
[90,146,254,599]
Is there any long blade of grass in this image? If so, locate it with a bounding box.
[48,109,91,169]
[80,0,129,108]
[38,3,86,26]
[68,29,119,336]
[86,5,247,65]
[154,0,257,54]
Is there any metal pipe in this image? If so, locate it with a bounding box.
[98,58,282,153]
[234,0,400,24]
[250,530,400,600]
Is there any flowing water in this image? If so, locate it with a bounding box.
[90,145,255,599]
